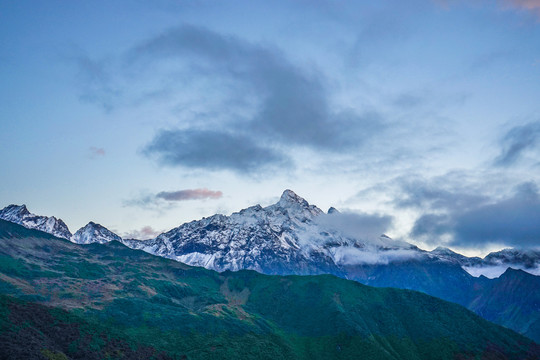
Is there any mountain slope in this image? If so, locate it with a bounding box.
[0,219,538,360]
[0,294,172,360]
[468,268,540,342]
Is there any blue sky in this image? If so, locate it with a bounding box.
[1,0,539,255]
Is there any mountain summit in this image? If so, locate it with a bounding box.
[0,204,72,240]
[72,221,122,244]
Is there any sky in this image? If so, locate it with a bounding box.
[1,0,540,256]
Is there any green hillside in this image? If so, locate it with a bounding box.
[0,219,537,359]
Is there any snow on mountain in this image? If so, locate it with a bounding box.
[429,246,482,266]
[1,192,539,279]
[71,221,122,245]
[120,189,419,274]
[0,204,72,240]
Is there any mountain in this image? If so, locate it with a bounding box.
[0,204,72,240]
[433,246,540,278]
[468,268,540,342]
[429,246,483,266]
[124,189,418,276]
[1,191,539,342]
[0,219,538,360]
[0,204,121,245]
[71,221,122,244]
[0,294,172,360]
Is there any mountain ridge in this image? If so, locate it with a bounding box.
[1,190,539,341]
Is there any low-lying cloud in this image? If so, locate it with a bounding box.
[315,211,394,242]
[333,247,421,266]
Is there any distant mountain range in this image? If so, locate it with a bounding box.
[1,190,539,342]
[0,219,538,359]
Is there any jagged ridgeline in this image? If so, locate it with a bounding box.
[0,219,538,360]
[1,191,540,343]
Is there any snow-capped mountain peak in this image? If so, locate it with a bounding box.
[279,189,307,206]
[71,221,122,245]
[0,204,72,240]
[0,204,30,222]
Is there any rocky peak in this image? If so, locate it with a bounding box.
[0,204,30,220]
[278,189,309,206]
[72,222,121,245]
[0,204,72,240]
[328,207,340,214]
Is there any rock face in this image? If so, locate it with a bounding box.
[0,204,72,240]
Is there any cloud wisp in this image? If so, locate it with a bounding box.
[495,120,540,167]
[503,0,540,17]
[122,225,163,240]
[89,146,106,159]
[156,188,223,201]
[125,188,223,210]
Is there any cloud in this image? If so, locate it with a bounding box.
[125,187,224,209]
[156,188,223,201]
[394,175,489,211]
[410,181,540,249]
[314,211,394,242]
[297,210,420,265]
[89,146,105,159]
[122,226,162,240]
[332,247,421,266]
[434,0,540,18]
[143,129,287,173]
[74,54,119,112]
[129,25,384,172]
[503,0,540,16]
[494,121,540,166]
